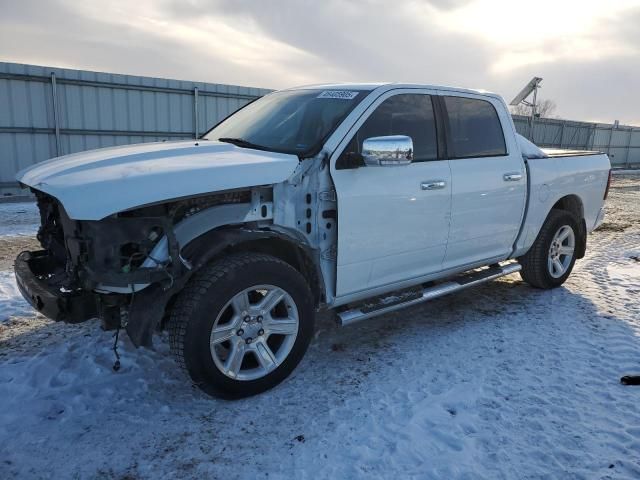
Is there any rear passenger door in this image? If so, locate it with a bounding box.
[440,93,526,269]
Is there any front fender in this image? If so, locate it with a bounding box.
[126,226,325,347]
[182,227,325,303]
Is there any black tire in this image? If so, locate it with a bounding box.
[519,209,580,289]
[168,252,314,399]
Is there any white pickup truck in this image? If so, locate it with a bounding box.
[15,83,611,398]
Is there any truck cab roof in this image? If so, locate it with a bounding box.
[286,82,502,100]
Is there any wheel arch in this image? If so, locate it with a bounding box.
[180,226,325,308]
[549,194,587,259]
[551,194,584,220]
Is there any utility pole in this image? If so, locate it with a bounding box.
[510,77,543,142]
[529,82,538,141]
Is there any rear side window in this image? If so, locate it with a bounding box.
[340,94,438,163]
[443,96,506,158]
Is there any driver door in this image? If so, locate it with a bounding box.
[330,90,452,298]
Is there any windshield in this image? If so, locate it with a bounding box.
[203,89,368,157]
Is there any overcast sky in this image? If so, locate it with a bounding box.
[1,0,639,124]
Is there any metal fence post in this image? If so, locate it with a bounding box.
[194,87,199,139]
[607,123,615,158]
[50,72,62,156]
[625,128,633,168]
[589,125,597,150]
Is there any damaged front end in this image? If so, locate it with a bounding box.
[15,189,258,347]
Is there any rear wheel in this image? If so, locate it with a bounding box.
[168,252,314,398]
[519,209,580,289]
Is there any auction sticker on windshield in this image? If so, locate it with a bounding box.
[317,90,359,100]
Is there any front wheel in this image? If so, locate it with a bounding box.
[519,209,580,289]
[168,252,314,399]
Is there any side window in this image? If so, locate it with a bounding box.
[443,96,507,158]
[339,94,438,166]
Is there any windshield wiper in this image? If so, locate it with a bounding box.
[217,137,269,151]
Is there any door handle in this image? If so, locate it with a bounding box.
[503,172,523,182]
[421,180,446,190]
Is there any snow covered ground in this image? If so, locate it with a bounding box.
[1,177,639,479]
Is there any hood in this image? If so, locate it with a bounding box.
[17,140,299,220]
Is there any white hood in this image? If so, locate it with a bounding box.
[17,140,299,220]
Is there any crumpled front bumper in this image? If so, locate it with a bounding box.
[14,250,97,323]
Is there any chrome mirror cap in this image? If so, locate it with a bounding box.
[362,135,413,167]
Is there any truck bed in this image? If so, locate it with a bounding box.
[512,150,610,258]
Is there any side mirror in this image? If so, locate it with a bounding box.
[362,135,413,167]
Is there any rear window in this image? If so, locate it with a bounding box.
[444,96,506,158]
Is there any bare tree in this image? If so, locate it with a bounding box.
[510,99,557,118]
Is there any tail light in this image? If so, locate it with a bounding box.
[603,169,612,200]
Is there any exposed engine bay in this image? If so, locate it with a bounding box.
[20,189,270,345]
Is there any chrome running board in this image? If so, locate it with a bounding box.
[337,262,522,327]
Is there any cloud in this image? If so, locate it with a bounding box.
[0,0,638,124]
[159,0,496,87]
